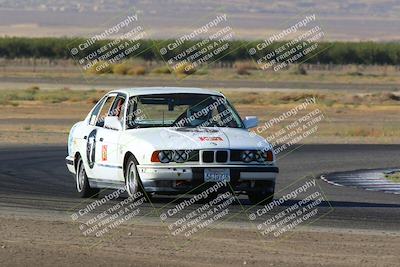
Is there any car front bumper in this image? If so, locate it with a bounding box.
[66,156,75,174]
[137,164,279,194]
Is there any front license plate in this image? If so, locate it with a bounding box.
[204,168,230,182]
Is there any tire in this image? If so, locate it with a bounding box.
[76,157,100,198]
[247,182,275,205]
[125,155,149,200]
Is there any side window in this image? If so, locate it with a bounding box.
[126,97,137,129]
[109,95,126,123]
[89,97,106,126]
[96,95,116,127]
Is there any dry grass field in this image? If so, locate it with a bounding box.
[1,87,399,145]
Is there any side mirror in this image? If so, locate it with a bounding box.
[104,116,122,131]
[243,116,258,129]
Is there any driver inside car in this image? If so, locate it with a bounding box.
[184,101,214,127]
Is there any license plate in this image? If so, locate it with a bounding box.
[204,168,230,182]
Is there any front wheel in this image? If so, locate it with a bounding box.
[125,155,148,199]
[76,157,99,198]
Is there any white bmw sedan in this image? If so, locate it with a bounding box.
[66,87,278,204]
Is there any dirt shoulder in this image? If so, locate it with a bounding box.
[0,215,399,267]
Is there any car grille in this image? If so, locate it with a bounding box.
[229,150,242,161]
[196,150,269,164]
[202,151,214,163]
[201,150,229,163]
[216,151,228,162]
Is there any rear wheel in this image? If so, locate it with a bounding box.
[247,181,275,205]
[76,157,99,198]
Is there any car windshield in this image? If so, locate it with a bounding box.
[126,93,244,129]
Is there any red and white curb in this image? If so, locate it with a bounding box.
[320,168,400,195]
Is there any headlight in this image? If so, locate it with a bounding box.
[241,150,255,162]
[158,150,173,163]
[240,150,273,163]
[256,150,274,162]
[151,150,189,163]
[173,150,189,163]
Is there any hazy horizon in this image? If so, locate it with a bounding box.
[0,0,399,41]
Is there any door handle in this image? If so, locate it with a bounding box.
[99,137,104,142]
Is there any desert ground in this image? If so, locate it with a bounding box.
[1,62,400,266]
[0,215,399,267]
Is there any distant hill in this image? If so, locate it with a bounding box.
[0,0,399,41]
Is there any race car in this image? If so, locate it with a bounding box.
[65,87,278,204]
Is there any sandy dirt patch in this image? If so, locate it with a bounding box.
[0,216,399,267]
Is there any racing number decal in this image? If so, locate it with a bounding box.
[86,129,97,169]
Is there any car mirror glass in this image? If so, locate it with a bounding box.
[243,116,258,129]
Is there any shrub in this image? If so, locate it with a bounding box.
[380,92,400,101]
[290,64,307,75]
[194,68,208,75]
[16,86,40,101]
[174,62,196,75]
[278,93,317,102]
[127,66,147,75]
[234,61,257,70]
[348,71,363,76]
[86,61,112,74]
[112,63,130,75]
[152,66,172,74]
[236,66,251,75]
[36,93,68,103]
[25,86,40,94]
[87,97,100,104]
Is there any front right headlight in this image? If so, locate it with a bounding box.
[159,150,173,163]
[241,150,255,162]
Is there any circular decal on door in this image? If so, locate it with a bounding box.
[86,129,97,169]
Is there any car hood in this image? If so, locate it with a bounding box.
[125,127,269,150]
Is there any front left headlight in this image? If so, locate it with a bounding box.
[241,150,273,163]
[256,150,274,162]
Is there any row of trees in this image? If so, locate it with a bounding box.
[0,37,399,65]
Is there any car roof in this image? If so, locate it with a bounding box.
[110,87,223,97]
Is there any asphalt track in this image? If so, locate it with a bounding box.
[1,76,399,91]
[0,144,399,231]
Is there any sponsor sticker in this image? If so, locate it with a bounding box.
[102,145,107,161]
[199,136,223,142]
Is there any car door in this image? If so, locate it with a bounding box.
[92,93,126,182]
[80,95,108,179]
